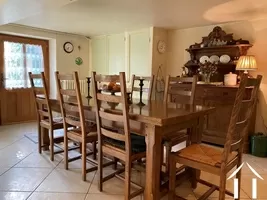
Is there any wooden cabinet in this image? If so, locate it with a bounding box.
[171,84,255,153]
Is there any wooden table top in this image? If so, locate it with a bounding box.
[49,97,214,127]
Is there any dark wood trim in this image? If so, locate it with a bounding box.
[0,33,50,89]
[0,34,49,47]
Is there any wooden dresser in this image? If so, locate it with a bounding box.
[174,26,255,153]
[171,84,255,153]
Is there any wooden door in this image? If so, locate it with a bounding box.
[0,34,49,125]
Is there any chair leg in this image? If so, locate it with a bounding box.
[79,143,82,154]
[219,173,227,200]
[168,155,176,200]
[98,143,103,192]
[165,143,171,173]
[64,134,69,170]
[113,157,118,170]
[38,124,42,154]
[50,129,54,161]
[124,160,131,200]
[236,159,242,200]
[93,142,97,160]
[82,142,87,181]
[190,169,200,189]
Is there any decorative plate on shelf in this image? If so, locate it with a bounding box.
[199,56,209,64]
[220,55,231,63]
[209,55,220,63]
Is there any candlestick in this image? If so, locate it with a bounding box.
[86,77,92,98]
[137,78,145,106]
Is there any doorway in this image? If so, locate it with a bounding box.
[0,34,49,125]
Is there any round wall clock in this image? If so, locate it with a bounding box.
[157,40,166,54]
[63,42,74,53]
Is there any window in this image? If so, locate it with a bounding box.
[0,34,49,89]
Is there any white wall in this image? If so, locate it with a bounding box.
[0,24,90,98]
[90,28,152,82]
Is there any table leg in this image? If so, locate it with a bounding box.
[42,127,50,151]
[190,116,204,189]
[144,124,162,200]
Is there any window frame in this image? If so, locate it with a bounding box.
[0,34,49,90]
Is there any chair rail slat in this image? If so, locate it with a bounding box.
[230,139,242,152]
[63,103,80,113]
[65,116,81,127]
[95,74,120,83]
[58,74,74,80]
[60,89,76,96]
[36,98,47,105]
[29,74,42,79]
[101,127,125,142]
[99,110,124,122]
[97,93,122,103]
[38,110,49,117]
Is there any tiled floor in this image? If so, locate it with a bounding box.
[0,123,267,200]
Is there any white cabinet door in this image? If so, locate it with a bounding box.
[107,34,125,75]
[91,37,108,74]
[129,30,151,77]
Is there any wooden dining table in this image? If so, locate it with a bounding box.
[43,97,214,200]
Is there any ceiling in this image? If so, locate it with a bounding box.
[1,0,267,36]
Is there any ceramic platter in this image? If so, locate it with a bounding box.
[199,56,209,64]
[210,55,220,63]
[220,55,231,63]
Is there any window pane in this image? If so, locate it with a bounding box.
[4,42,24,88]
[3,42,44,88]
[26,44,44,87]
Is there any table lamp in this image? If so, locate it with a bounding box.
[236,55,257,74]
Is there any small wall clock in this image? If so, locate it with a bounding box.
[63,42,74,53]
[157,40,166,54]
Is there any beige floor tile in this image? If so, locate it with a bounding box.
[0,138,36,168]
[56,150,96,169]
[0,123,36,150]
[36,169,95,193]
[161,182,196,200]
[89,169,141,195]
[27,192,86,200]
[0,192,31,200]
[0,168,52,191]
[193,171,249,199]
[0,168,10,176]
[14,153,63,168]
[241,174,267,199]
[85,193,142,200]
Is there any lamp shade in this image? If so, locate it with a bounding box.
[236,55,257,71]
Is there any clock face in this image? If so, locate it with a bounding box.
[63,42,74,53]
[157,40,166,54]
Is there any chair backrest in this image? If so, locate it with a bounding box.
[130,75,154,101]
[164,75,198,104]
[29,72,52,123]
[222,75,262,165]
[92,72,132,154]
[55,71,88,137]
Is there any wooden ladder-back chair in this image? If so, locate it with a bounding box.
[92,72,146,200]
[168,74,262,200]
[162,75,198,173]
[55,71,98,181]
[29,72,64,161]
[130,75,154,101]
